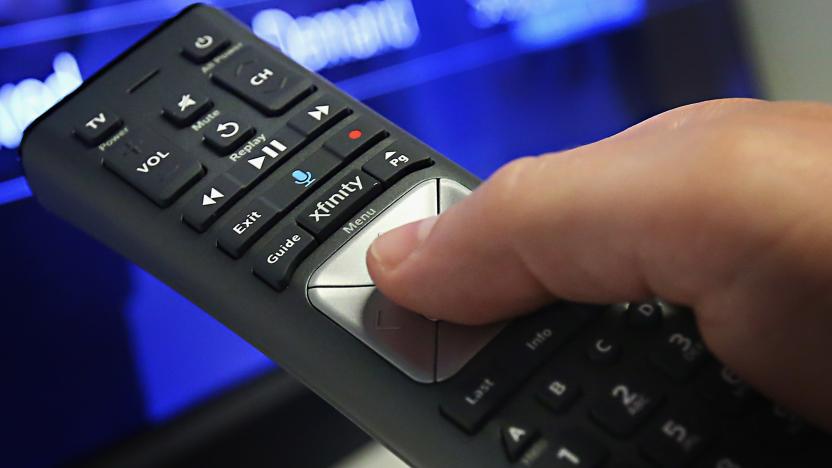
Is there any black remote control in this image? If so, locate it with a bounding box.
[19,5,827,467]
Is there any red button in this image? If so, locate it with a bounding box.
[348,129,363,140]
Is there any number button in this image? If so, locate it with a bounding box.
[213,48,313,115]
[697,365,755,415]
[74,110,122,146]
[590,378,664,436]
[182,28,230,63]
[640,407,713,467]
[541,430,609,468]
[650,331,709,381]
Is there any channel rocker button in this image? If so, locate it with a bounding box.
[213,48,312,116]
[363,141,434,186]
[298,170,381,238]
[253,225,318,291]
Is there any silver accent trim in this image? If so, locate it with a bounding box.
[438,178,471,212]
[308,179,438,288]
[308,286,437,383]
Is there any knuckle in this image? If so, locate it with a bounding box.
[484,156,540,219]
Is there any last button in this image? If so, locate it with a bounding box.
[362,141,433,186]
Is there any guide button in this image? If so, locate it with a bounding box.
[254,225,318,291]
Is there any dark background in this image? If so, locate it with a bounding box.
[0,1,756,466]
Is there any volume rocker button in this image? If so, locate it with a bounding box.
[102,129,203,207]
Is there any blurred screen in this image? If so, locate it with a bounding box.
[0,0,756,466]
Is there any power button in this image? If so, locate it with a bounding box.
[182,27,230,63]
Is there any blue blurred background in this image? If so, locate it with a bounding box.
[0,0,756,466]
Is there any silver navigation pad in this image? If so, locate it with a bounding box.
[307,179,504,383]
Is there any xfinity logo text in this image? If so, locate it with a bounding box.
[309,176,365,222]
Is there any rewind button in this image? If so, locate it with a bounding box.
[183,173,245,232]
[229,127,305,188]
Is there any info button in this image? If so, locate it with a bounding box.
[253,225,318,291]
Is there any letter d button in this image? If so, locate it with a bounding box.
[253,225,318,291]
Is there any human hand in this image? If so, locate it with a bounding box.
[367,99,832,431]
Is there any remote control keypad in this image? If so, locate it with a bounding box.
[58,9,832,467]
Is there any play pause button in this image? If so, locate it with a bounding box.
[183,173,245,232]
[228,127,304,187]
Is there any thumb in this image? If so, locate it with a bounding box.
[365,99,832,431]
[365,98,801,324]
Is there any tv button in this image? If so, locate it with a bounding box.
[74,110,122,146]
